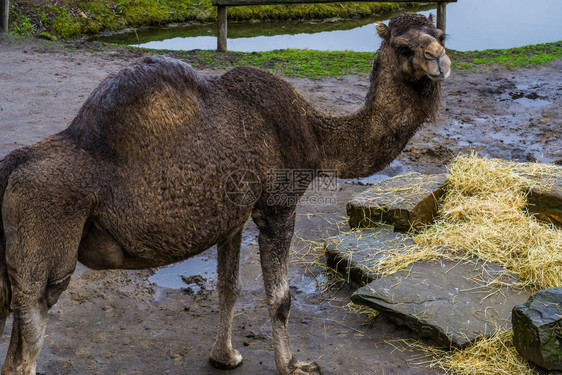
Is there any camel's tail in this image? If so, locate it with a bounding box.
[0,149,31,332]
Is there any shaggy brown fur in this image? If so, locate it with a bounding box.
[0,13,450,375]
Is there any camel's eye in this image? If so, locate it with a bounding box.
[434,31,445,43]
[396,44,413,57]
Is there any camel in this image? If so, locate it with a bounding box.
[0,12,450,375]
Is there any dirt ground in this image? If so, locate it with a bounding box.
[0,34,560,375]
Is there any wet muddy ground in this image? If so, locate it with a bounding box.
[0,35,560,374]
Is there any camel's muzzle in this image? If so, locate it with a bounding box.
[425,49,451,81]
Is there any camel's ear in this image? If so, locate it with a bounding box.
[376,22,390,40]
[428,13,436,26]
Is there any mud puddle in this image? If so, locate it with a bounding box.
[148,232,262,292]
[291,273,328,295]
[341,173,391,186]
[500,84,551,107]
[149,255,217,292]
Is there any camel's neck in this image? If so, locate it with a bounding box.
[312,51,440,178]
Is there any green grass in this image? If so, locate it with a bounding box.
[448,42,562,70]
[142,48,374,78]
[236,49,375,77]
[130,41,562,78]
[8,5,34,36]
[9,0,419,39]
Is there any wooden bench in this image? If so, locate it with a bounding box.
[212,0,457,51]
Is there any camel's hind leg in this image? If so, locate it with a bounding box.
[1,169,92,374]
[0,266,10,337]
[209,228,243,369]
[3,275,72,375]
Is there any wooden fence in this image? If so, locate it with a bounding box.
[212,0,457,51]
[0,0,8,33]
[0,0,457,51]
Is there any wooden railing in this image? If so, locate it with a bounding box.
[0,0,8,33]
[212,0,457,51]
[0,0,457,50]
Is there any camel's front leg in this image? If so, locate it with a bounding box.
[253,207,322,375]
[209,229,243,369]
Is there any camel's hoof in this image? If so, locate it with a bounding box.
[209,357,243,370]
[209,349,243,370]
[288,358,323,375]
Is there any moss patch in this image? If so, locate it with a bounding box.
[9,0,419,39]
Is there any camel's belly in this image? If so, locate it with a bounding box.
[95,167,254,265]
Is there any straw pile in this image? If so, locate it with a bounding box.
[348,154,562,288]
[408,153,562,374]
[440,330,534,375]
[414,153,562,290]
[404,330,534,375]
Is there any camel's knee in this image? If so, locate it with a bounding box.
[217,230,243,301]
[267,285,292,323]
[274,290,292,323]
[218,276,242,300]
[251,206,296,236]
[216,248,242,305]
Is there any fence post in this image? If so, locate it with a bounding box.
[436,2,446,47]
[217,5,227,52]
[0,0,8,33]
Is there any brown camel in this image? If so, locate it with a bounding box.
[0,13,450,375]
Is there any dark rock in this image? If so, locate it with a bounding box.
[324,226,413,285]
[346,173,446,232]
[512,287,562,371]
[351,260,531,348]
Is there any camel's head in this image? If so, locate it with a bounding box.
[376,13,451,82]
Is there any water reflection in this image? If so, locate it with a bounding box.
[96,0,562,52]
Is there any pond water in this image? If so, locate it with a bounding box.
[97,0,562,52]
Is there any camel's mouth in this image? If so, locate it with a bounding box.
[427,69,451,81]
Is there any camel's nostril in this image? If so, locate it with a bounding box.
[424,51,437,60]
[425,49,446,60]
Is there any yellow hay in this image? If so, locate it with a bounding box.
[355,154,561,375]
[403,153,561,375]
[401,330,533,375]
[443,330,534,375]
[414,153,562,290]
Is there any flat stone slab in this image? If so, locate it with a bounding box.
[347,173,446,232]
[324,226,413,285]
[512,287,562,371]
[526,168,562,228]
[351,259,531,348]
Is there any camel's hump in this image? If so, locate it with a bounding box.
[82,55,209,111]
[66,56,211,155]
